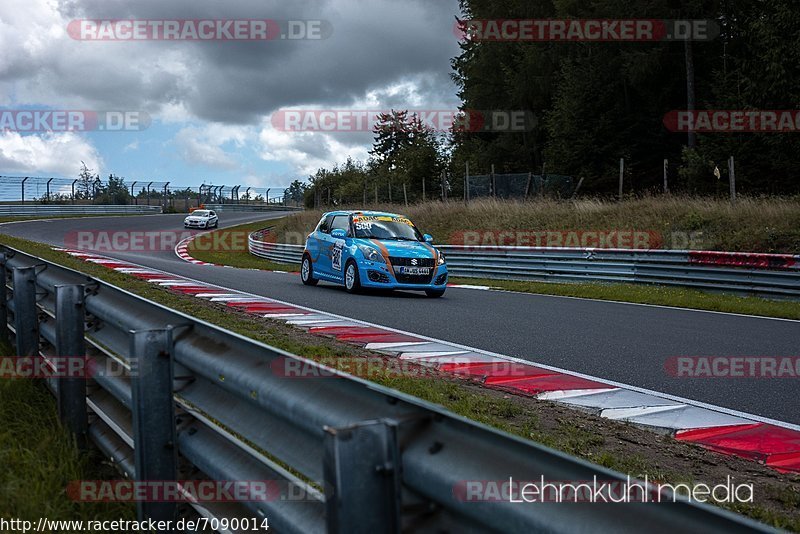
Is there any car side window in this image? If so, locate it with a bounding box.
[330,215,349,233]
[209,211,215,217]
[318,215,333,234]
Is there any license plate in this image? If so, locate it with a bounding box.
[400,267,430,275]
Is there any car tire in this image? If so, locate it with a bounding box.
[301,255,318,286]
[425,289,446,298]
[344,260,361,294]
[213,220,218,228]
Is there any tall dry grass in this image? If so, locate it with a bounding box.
[272,196,800,253]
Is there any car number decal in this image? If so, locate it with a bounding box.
[331,240,344,271]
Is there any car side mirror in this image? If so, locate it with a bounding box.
[423,234,434,243]
[331,229,347,239]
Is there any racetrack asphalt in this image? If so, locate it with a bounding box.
[2,212,798,424]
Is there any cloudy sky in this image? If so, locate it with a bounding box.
[0,0,462,189]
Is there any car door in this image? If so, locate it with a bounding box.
[327,215,350,278]
[313,214,335,276]
[208,210,217,225]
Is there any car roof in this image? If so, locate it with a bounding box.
[322,210,405,218]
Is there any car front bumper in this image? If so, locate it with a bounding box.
[356,261,448,290]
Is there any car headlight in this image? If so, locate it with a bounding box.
[357,245,385,263]
[438,252,446,265]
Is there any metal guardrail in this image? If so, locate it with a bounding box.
[247,230,800,299]
[0,245,769,533]
[204,203,303,213]
[0,204,163,216]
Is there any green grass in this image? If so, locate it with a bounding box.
[187,219,297,271]
[449,277,800,320]
[1,233,798,530]
[0,342,135,522]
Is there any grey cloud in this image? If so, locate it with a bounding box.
[50,0,461,123]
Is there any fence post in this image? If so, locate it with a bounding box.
[490,164,496,198]
[374,184,378,205]
[618,158,624,201]
[728,156,736,204]
[324,420,401,534]
[524,172,532,199]
[130,328,177,523]
[540,163,546,196]
[571,177,585,199]
[21,177,28,205]
[0,253,7,345]
[663,159,669,194]
[403,183,408,206]
[12,266,38,357]
[55,284,88,447]
[464,162,470,203]
[72,180,77,204]
[422,176,425,202]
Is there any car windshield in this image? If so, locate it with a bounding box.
[353,218,421,241]
[193,211,209,217]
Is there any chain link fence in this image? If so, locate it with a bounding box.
[0,175,295,210]
[465,172,574,200]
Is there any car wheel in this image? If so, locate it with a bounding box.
[213,221,218,228]
[301,255,318,286]
[344,260,361,294]
[425,288,446,298]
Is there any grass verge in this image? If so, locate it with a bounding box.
[0,340,135,521]
[1,232,798,529]
[271,196,800,254]
[186,219,296,272]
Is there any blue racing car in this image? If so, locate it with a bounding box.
[300,210,448,297]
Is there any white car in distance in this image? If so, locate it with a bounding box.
[184,210,218,229]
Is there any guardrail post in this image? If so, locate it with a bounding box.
[55,284,87,446]
[324,420,401,534]
[130,328,177,524]
[0,253,8,345]
[12,266,38,357]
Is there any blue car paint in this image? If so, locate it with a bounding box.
[303,210,448,292]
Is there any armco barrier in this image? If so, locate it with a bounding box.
[204,203,303,212]
[0,204,163,216]
[0,245,770,533]
[247,229,800,299]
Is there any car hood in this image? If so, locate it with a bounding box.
[356,238,435,258]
